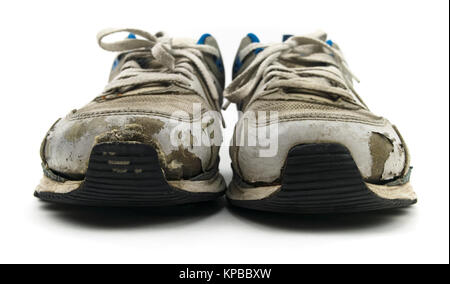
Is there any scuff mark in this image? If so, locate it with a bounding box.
[368,132,394,182]
[112,168,128,174]
[64,121,89,142]
[108,160,130,165]
[64,118,108,142]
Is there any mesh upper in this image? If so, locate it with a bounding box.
[245,92,385,125]
[70,94,210,121]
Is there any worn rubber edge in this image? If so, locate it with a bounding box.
[35,142,225,207]
[227,143,417,214]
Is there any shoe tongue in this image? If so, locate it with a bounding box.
[282,34,293,42]
[232,33,262,78]
[196,33,225,90]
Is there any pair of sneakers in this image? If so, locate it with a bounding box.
[35,28,417,214]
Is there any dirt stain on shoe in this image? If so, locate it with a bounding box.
[166,146,202,179]
[128,117,164,137]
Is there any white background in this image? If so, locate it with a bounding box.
[0,0,448,264]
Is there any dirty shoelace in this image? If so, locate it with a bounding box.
[97,28,222,112]
[223,31,367,110]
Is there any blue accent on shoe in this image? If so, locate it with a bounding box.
[247,33,263,54]
[326,40,334,47]
[127,33,136,39]
[197,33,224,73]
[233,56,243,78]
[197,33,212,44]
[282,34,293,42]
[213,56,225,73]
[233,33,265,77]
[247,33,260,43]
[112,58,120,70]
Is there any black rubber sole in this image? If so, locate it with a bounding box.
[228,144,416,214]
[35,142,223,207]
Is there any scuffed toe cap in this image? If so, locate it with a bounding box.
[41,114,222,180]
[231,116,409,184]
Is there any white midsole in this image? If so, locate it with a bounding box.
[226,178,416,201]
[226,179,280,201]
[36,172,226,194]
[168,172,226,193]
[366,182,417,200]
[36,177,82,194]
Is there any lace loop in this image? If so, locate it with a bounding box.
[97,28,159,52]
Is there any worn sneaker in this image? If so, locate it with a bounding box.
[225,32,417,213]
[35,28,226,206]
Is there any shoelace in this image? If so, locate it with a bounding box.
[223,32,367,110]
[97,28,222,113]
